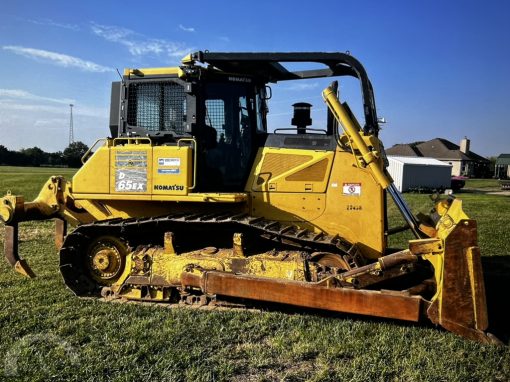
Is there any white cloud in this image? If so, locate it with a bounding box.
[0,101,107,118]
[27,18,80,31]
[0,89,74,105]
[0,102,70,115]
[0,88,109,151]
[90,23,193,58]
[179,24,195,33]
[0,100,109,151]
[0,112,109,152]
[2,46,113,73]
[33,118,68,129]
[0,88,109,118]
[90,23,132,43]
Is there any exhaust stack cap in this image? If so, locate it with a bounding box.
[292,102,312,134]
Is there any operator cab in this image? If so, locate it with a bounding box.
[197,78,267,191]
[112,68,268,192]
[111,52,380,193]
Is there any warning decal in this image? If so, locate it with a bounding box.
[115,151,147,192]
[158,158,181,167]
[343,183,361,196]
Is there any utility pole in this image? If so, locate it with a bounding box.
[69,103,74,145]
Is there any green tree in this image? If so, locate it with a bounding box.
[20,147,48,166]
[63,141,89,168]
[0,145,8,164]
[48,151,64,166]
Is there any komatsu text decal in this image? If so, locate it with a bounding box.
[154,184,184,191]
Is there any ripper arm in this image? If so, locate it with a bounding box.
[1,176,71,277]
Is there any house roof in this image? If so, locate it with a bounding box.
[496,154,510,166]
[385,144,422,157]
[416,138,471,160]
[386,138,489,163]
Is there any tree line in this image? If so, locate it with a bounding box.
[0,142,89,168]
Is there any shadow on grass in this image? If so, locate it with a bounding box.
[483,256,510,344]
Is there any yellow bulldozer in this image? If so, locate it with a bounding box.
[0,52,497,344]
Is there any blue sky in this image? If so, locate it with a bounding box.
[0,0,508,156]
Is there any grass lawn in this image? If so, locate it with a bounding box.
[0,167,509,381]
[462,178,504,193]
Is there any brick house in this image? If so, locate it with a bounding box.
[386,137,490,177]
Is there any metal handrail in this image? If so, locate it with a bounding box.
[112,137,152,146]
[177,138,197,190]
[81,139,107,164]
[273,128,327,135]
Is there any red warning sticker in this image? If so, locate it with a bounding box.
[343,183,361,196]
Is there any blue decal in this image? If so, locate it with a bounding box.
[158,168,180,174]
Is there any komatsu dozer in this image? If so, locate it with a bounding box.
[0,52,498,343]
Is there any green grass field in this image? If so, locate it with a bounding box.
[0,166,509,381]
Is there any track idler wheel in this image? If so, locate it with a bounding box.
[86,237,126,284]
[60,233,128,296]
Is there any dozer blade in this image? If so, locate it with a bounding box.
[4,223,36,278]
[426,218,498,344]
[411,197,502,344]
[178,200,500,344]
[181,270,424,322]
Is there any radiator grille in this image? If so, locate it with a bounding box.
[257,153,312,184]
[286,158,329,181]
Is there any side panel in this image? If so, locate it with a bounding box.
[72,146,110,194]
[251,149,334,193]
[251,193,326,223]
[406,164,451,191]
[386,158,403,192]
[320,150,385,258]
[247,145,385,258]
[152,146,192,196]
[108,145,193,196]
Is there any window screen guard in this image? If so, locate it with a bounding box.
[127,81,186,134]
